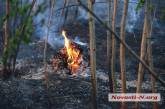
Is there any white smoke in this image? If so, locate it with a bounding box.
[77,0,107,20]
[34,0,140,48]
[78,7,88,20]
[77,0,140,32]
[125,0,140,32]
[34,0,65,49]
[74,37,87,46]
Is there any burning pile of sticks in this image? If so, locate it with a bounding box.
[51,30,87,75]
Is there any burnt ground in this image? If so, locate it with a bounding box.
[0,70,113,109]
[0,56,164,109]
[0,20,165,109]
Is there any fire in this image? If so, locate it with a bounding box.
[62,30,83,74]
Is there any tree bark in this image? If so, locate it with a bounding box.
[2,0,10,77]
[44,0,55,89]
[136,0,149,108]
[136,2,148,93]
[43,0,56,108]
[111,0,118,93]
[88,0,97,109]
[4,0,9,51]
[146,5,158,109]
[120,0,129,108]
[107,0,113,93]
[146,37,158,109]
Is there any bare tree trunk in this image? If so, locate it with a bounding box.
[111,0,118,93]
[4,0,9,51]
[107,0,113,93]
[43,0,55,90]
[136,3,148,93]
[88,0,97,109]
[43,0,56,108]
[146,5,158,109]
[62,0,69,26]
[120,0,129,108]
[136,0,149,108]
[146,38,158,109]
[2,0,10,77]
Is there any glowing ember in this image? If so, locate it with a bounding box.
[62,30,83,74]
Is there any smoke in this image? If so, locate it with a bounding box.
[78,7,88,20]
[34,0,66,49]
[34,0,141,49]
[125,0,140,32]
[77,0,140,32]
[77,0,107,20]
[74,37,87,46]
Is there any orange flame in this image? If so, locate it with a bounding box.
[62,30,82,73]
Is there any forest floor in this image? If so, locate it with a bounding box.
[0,20,165,109]
[0,39,164,109]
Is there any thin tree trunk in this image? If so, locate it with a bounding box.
[4,0,9,51]
[120,0,129,108]
[12,0,36,75]
[3,0,10,60]
[107,0,113,93]
[136,0,149,108]
[62,0,69,27]
[43,0,56,108]
[136,2,148,93]
[147,38,158,109]
[146,6,158,109]
[88,0,97,109]
[111,0,118,93]
[2,0,10,77]
[43,0,55,90]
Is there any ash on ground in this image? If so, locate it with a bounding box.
[0,40,164,109]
